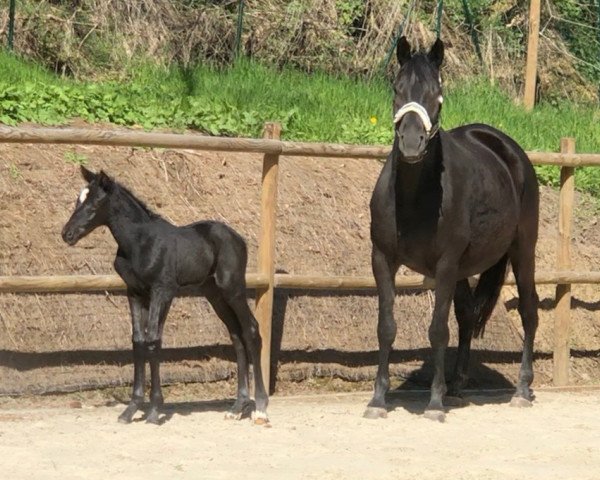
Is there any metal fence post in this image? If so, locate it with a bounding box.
[8,0,16,50]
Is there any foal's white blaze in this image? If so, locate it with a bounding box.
[78,187,90,204]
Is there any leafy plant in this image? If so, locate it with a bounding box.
[64,150,88,166]
[8,164,22,180]
[0,56,599,197]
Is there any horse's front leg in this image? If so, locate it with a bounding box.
[364,246,398,419]
[424,261,458,422]
[446,279,476,405]
[144,288,173,425]
[118,292,149,424]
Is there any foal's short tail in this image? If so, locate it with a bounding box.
[473,254,509,339]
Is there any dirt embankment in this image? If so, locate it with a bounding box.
[1,131,600,396]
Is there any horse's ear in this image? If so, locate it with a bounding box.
[428,38,444,68]
[97,170,114,193]
[396,36,412,66]
[80,165,96,183]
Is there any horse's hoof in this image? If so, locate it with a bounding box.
[424,409,446,422]
[510,396,533,408]
[251,410,270,426]
[145,410,161,425]
[224,411,243,421]
[363,407,387,419]
[444,395,469,407]
[117,414,133,425]
[117,406,136,424]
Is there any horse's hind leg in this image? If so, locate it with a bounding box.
[509,239,539,407]
[204,281,252,420]
[446,279,475,405]
[215,271,269,424]
[118,292,149,424]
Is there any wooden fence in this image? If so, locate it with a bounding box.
[1,125,600,389]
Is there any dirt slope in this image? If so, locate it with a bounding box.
[1,127,599,395]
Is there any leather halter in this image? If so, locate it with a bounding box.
[393,101,439,139]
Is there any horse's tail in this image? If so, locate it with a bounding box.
[473,254,509,338]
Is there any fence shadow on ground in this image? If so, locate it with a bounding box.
[505,296,600,312]
[2,287,600,398]
[100,397,237,426]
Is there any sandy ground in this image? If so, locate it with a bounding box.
[1,389,599,480]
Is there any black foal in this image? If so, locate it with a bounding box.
[62,166,269,425]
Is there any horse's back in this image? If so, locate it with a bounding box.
[440,123,539,273]
[444,123,538,203]
[173,221,247,287]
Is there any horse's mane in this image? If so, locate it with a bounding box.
[113,179,163,220]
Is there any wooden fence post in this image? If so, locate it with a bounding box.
[255,122,281,393]
[523,0,541,110]
[553,137,575,386]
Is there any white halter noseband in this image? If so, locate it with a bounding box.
[393,102,433,134]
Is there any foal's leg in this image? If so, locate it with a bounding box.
[144,288,173,425]
[446,279,476,405]
[509,242,539,407]
[221,289,269,424]
[118,292,149,424]
[204,282,252,420]
[424,260,458,422]
[364,247,398,419]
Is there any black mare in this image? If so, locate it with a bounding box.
[365,37,539,421]
[62,166,269,425]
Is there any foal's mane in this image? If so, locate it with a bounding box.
[110,177,163,220]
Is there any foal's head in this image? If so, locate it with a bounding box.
[393,36,444,162]
[61,166,114,246]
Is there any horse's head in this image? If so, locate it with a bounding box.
[61,166,114,246]
[392,36,444,163]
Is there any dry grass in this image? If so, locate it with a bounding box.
[0,0,596,101]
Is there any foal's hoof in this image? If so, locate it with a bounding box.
[444,395,469,408]
[224,411,243,421]
[225,400,253,421]
[251,410,270,426]
[423,409,446,422]
[363,407,387,419]
[510,396,533,408]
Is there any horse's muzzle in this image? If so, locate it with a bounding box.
[61,226,79,246]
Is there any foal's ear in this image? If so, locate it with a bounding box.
[97,170,114,193]
[80,165,97,183]
[428,38,444,68]
[396,36,412,66]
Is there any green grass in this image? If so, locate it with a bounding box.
[1,52,599,194]
[0,50,61,85]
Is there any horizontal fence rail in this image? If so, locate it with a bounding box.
[0,274,269,293]
[1,125,599,390]
[3,271,600,294]
[1,126,600,165]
